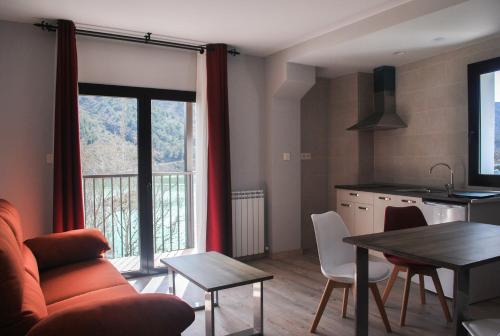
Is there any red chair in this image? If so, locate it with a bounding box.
[381,206,452,326]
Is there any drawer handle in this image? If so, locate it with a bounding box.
[349,192,359,197]
[358,206,369,211]
[401,199,417,204]
[340,203,351,207]
[378,196,391,201]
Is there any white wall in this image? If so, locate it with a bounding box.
[300,79,329,250]
[228,54,266,190]
[264,61,315,254]
[0,21,56,238]
[0,20,267,239]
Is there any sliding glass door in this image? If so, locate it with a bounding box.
[151,100,194,268]
[78,83,195,275]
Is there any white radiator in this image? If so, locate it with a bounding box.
[231,190,265,258]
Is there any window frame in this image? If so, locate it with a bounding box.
[78,83,196,276]
[468,56,500,187]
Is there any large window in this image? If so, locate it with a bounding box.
[469,56,500,187]
[78,83,195,274]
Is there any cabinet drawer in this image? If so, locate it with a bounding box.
[373,193,395,203]
[337,189,373,204]
[393,195,421,206]
[336,200,355,234]
[354,203,374,236]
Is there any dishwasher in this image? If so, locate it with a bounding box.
[420,201,466,299]
[420,201,500,302]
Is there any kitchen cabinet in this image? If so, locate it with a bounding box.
[373,194,393,233]
[337,188,464,298]
[353,203,373,235]
[337,189,373,235]
[338,190,421,236]
[373,194,421,233]
[336,185,500,303]
[336,190,374,236]
[336,200,355,234]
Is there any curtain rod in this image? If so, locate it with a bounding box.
[34,21,240,56]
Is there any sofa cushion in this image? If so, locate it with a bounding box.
[18,272,48,331]
[41,258,128,305]
[23,245,40,283]
[0,217,25,331]
[0,215,47,336]
[25,228,110,271]
[27,294,195,336]
[1,272,49,336]
[47,283,136,314]
[0,199,23,246]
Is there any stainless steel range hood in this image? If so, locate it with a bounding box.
[347,66,406,131]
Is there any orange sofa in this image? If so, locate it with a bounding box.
[0,199,194,335]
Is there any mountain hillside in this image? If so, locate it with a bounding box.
[79,95,186,175]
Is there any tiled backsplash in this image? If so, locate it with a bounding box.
[374,35,500,188]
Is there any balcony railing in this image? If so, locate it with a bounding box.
[82,172,193,259]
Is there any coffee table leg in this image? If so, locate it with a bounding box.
[453,269,470,336]
[253,281,263,334]
[205,291,215,336]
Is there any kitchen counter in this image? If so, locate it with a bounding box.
[335,183,500,303]
[336,183,500,204]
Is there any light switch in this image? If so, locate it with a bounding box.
[283,152,291,161]
[46,154,53,164]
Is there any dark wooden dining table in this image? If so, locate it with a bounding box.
[343,221,500,336]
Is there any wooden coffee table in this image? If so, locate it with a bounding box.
[161,251,273,336]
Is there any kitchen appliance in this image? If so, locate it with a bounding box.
[420,201,467,298]
[420,201,500,303]
[347,66,407,131]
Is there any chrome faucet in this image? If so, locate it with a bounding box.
[429,163,454,196]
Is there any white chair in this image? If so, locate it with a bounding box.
[463,319,500,336]
[310,211,392,333]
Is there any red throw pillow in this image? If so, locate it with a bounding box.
[25,229,110,271]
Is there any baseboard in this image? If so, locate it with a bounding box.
[234,253,267,262]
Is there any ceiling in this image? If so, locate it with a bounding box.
[292,0,500,77]
[1,0,499,77]
[0,0,408,56]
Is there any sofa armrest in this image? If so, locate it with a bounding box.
[25,229,110,271]
[27,294,195,336]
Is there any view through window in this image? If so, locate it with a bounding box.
[79,86,195,273]
[479,71,500,174]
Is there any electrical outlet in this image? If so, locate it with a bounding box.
[46,153,54,164]
[300,153,312,160]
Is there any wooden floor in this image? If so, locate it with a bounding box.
[130,253,500,335]
[110,249,195,273]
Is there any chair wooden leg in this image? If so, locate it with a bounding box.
[400,269,413,327]
[370,283,392,333]
[341,287,349,318]
[430,269,452,322]
[382,266,399,304]
[418,274,426,304]
[310,279,335,333]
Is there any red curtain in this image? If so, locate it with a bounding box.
[52,20,85,232]
[206,44,232,255]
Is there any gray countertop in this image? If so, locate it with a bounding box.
[335,183,500,204]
